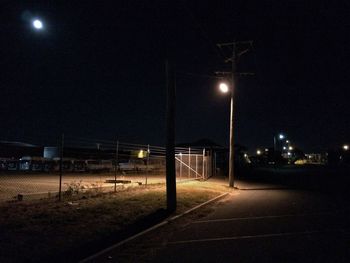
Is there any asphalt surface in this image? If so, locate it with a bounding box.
[84,173,350,263]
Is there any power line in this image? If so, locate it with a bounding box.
[176,71,221,80]
[180,1,226,61]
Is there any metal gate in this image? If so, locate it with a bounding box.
[175,148,210,181]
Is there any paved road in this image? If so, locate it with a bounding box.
[87,176,350,263]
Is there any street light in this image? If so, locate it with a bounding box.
[343,145,349,151]
[219,83,229,93]
[218,79,235,188]
[274,133,286,152]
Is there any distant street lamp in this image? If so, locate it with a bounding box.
[257,150,261,155]
[273,133,286,152]
[343,145,349,151]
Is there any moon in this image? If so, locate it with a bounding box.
[33,19,43,29]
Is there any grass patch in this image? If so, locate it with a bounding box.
[0,180,227,262]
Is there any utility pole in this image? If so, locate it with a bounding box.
[217,41,253,188]
[165,60,176,212]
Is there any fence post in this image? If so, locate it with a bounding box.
[146,144,150,186]
[206,151,209,179]
[202,148,205,180]
[58,133,64,201]
[114,140,119,192]
[214,152,217,177]
[195,154,198,179]
[188,147,191,178]
[180,153,182,180]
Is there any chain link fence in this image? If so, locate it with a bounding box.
[0,136,210,202]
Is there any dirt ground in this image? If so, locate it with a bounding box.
[0,180,228,263]
[0,171,200,201]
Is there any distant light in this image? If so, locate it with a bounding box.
[289,146,293,151]
[343,145,349,151]
[283,146,287,150]
[256,150,261,155]
[32,19,43,29]
[286,140,289,144]
[219,83,229,93]
[279,134,285,140]
[265,148,269,152]
[287,152,291,156]
[244,153,248,157]
[138,150,145,158]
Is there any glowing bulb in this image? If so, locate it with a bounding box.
[219,83,229,93]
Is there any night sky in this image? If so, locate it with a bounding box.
[1,1,349,152]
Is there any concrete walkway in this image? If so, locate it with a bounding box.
[85,176,350,263]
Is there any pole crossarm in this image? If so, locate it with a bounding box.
[217,41,253,47]
[238,72,255,76]
[215,71,254,77]
[217,41,254,63]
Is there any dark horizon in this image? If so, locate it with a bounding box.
[1,1,349,153]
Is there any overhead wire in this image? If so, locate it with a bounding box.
[180,1,226,61]
[176,71,221,79]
